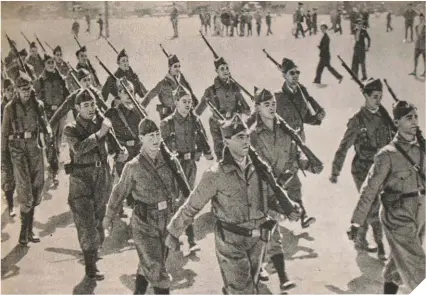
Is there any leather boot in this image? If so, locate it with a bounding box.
[270,254,296,291]
[28,208,40,243]
[384,282,399,294]
[84,250,105,280]
[5,190,16,217]
[18,211,30,246]
[134,274,149,295]
[153,287,170,294]
[299,203,316,229]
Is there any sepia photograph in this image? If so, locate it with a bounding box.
[1,1,425,294]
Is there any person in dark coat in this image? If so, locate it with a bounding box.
[313,24,343,85]
[386,11,393,32]
[351,18,371,81]
[312,8,318,35]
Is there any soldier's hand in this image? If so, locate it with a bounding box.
[116,147,129,162]
[204,153,214,161]
[287,202,302,221]
[347,224,359,241]
[165,233,180,251]
[311,164,324,174]
[98,118,112,138]
[329,174,338,183]
[316,109,326,121]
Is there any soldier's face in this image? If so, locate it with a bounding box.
[18,85,32,102]
[118,86,134,108]
[396,110,419,136]
[224,130,250,157]
[364,91,382,109]
[54,51,63,62]
[216,64,230,80]
[80,75,92,88]
[283,67,300,85]
[175,95,192,116]
[4,85,14,99]
[30,47,37,56]
[169,63,181,76]
[76,100,96,120]
[118,57,130,71]
[140,131,161,152]
[78,52,88,63]
[45,59,55,72]
[257,98,276,120]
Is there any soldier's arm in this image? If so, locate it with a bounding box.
[64,123,101,157]
[331,117,359,177]
[351,150,391,225]
[167,168,217,238]
[160,119,173,149]
[236,89,251,115]
[194,88,210,116]
[130,69,147,97]
[33,78,44,102]
[140,80,162,108]
[365,30,371,48]
[304,90,325,124]
[49,94,75,126]
[101,75,114,101]
[1,105,12,162]
[105,162,134,220]
[195,117,213,155]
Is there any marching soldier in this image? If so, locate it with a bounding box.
[348,101,425,294]
[49,68,108,127]
[103,118,181,294]
[351,18,371,81]
[1,78,16,217]
[1,71,47,246]
[249,88,323,291]
[75,45,101,88]
[63,89,128,280]
[26,42,44,77]
[331,79,393,259]
[312,8,318,35]
[34,53,70,186]
[170,2,179,39]
[141,53,197,120]
[294,2,305,39]
[160,85,213,253]
[104,78,142,210]
[166,114,300,294]
[194,56,251,160]
[102,49,147,104]
[275,58,325,141]
[266,11,273,36]
[53,45,79,92]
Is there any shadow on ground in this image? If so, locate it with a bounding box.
[1,245,30,280]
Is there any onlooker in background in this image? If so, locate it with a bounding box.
[255,10,262,36]
[266,11,273,36]
[350,7,359,35]
[97,14,104,39]
[312,8,318,35]
[72,18,80,37]
[409,13,425,77]
[170,2,179,39]
[386,10,393,32]
[404,3,417,42]
[230,9,238,37]
[247,11,253,36]
[294,2,305,38]
[362,6,370,28]
[335,8,343,35]
[85,12,91,33]
[240,10,246,36]
[305,10,312,35]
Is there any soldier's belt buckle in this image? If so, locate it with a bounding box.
[24,132,32,139]
[51,105,58,110]
[95,161,102,167]
[126,140,135,146]
[251,229,261,237]
[157,201,167,211]
[225,112,232,119]
[183,153,191,160]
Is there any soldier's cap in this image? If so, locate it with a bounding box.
[281,58,297,73]
[29,41,37,49]
[43,53,54,63]
[393,100,417,120]
[363,78,382,92]
[320,22,328,30]
[117,49,128,62]
[138,118,159,136]
[3,78,14,89]
[254,87,274,105]
[173,84,190,100]
[116,77,134,92]
[16,70,32,87]
[53,45,62,54]
[75,45,87,57]
[168,54,180,67]
[75,88,95,105]
[220,114,248,139]
[214,56,227,70]
[19,48,28,57]
[76,68,91,81]
[298,2,303,6]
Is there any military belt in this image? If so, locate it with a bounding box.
[134,199,169,211]
[400,189,425,198]
[156,104,172,115]
[118,139,140,147]
[8,131,38,140]
[177,151,196,160]
[217,220,261,237]
[69,160,107,169]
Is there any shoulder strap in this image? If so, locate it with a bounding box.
[116,107,137,139]
[394,142,425,181]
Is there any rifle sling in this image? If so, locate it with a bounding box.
[394,142,425,181]
[116,106,138,139]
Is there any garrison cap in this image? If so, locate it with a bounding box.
[76,68,91,81]
[16,70,32,87]
[19,48,28,57]
[393,100,417,120]
[75,45,87,57]
[75,88,95,105]
[320,22,328,30]
[3,78,14,89]
[363,78,382,92]
[220,114,248,139]
[168,54,180,67]
[29,42,37,49]
[117,49,128,62]
[254,87,274,104]
[281,58,297,73]
[214,56,227,69]
[173,84,190,100]
[53,45,62,54]
[138,118,159,135]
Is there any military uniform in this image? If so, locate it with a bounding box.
[53,46,79,93]
[332,81,393,253]
[102,50,147,101]
[75,46,101,87]
[351,22,371,81]
[6,50,36,82]
[104,118,180,294]
[26,54,44,78]
[1,71,47,245]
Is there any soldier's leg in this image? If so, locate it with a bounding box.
[351,52,359,77]
[326,63,343,81]
[361,56,367,80]
[115,161,129,217]
[209,119,224,160]
[94,169,113,246]
[2,163,16,217]
[314,58,326,83]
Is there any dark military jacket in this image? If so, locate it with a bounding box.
[76,61,101,87]
[102,67,147,100]
[26,54,44,77]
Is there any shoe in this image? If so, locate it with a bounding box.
[384,282,399,294]
[377,243,387,260]
[259,267,269,282]
[301,216,316,228]
[84,250,105,281]
[409,71,417,76]
[28,208,40,243]
[189,242,201,253]
[9,207,16,218]
[134,274,149,295]
[355,241,377,253]
[281,279,296,291]
[52,173,59,186]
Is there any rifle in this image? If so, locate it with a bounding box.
[45,41,54,52]
[20,31,31,46]
[73,34,101,86]
[34,34,47,53]
[206,100,299,216]
[95,56,192,198]
[337,55,397,133]
[159,43,211,156]
[103,36,118,54]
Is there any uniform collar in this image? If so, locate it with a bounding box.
[141,148,164,167]
[255,115,277,134]
[282,82,297,94]
[173,109,190,123]
[166,73,180,85]
[361,105,382,117]
[214,76,231,89]
[395,132,419,147]
[220,147,253,173]
[76,113,97,129]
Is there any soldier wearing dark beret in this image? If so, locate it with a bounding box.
[75,45,101,87]
[101,49,147,104]
[26,42,44,77]
[348,100,424,294]
[52,45,78,92]
[331,78,393,259]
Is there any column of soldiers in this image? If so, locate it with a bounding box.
[1,23,424,295]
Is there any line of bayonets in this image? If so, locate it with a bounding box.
[5,30,424,208]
